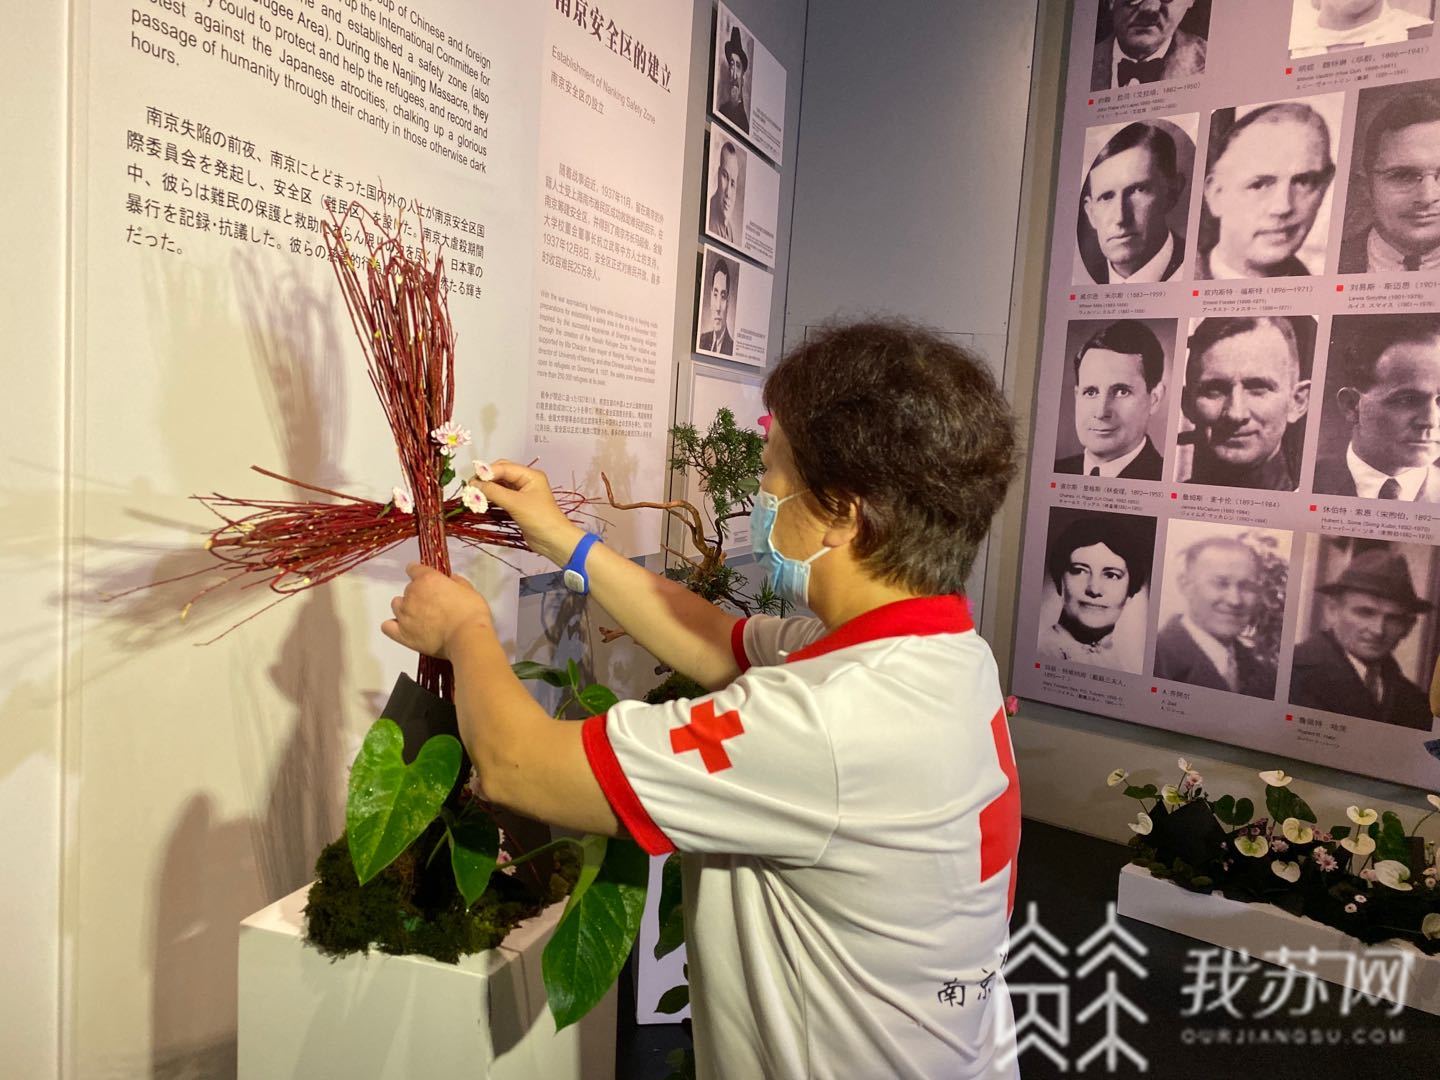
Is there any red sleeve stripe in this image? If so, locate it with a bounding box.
[580,714,676,856]
[730,616,751,673]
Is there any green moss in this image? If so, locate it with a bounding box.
[304,821,583,965]
[645,671,707,705]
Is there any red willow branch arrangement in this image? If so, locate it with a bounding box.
[118,197,584,695]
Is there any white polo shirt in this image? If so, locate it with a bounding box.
[582,595,1020,1080]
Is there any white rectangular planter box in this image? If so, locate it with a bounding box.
[238,884,616,1080]
[1117,863,1440,1017]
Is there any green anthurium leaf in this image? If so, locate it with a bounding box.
[1330,824,1351,840]
[1214,795,1236,824]
[542,836,649,1030]
[1122,785,1152,800]
[1232,798,1254,826]
[656,983,690,1014]
[511,660,567,687]
[1288,791,1317,824]
[1264,784,1290,825]
[450,813,500,907]
[346,721,461,885]
[576,684,620,716]
[1377,811,1409,862]
[654,852,685,960]
[566,658,582,689]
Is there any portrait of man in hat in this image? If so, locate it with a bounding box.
[715,23,752,135]
[1289,542,1437,729]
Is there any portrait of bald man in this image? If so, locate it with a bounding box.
[1076,121,1193,285]
[1339,84,1440,274]
[1091,0,1209,93]
[1196,99,1340,280]
[1314,313,1440,500]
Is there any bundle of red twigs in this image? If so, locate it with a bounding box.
[114,196,587,685]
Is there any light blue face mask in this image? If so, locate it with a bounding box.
[750,487,830,608]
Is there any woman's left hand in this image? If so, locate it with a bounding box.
[382,563,494,659]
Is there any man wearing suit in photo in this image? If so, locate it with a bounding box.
[1078,123,1189,285]
[1289,548,1435,730]
[716,26,750,134]
[698,259,735,356]
[1055,320,1167,480]
[1091,0,1207,93]
[1179,316,1312,491]
[707,140,741,246]
[1313,313,1440,500]
[1338,91,1440,274]
[1154,536,1278,698]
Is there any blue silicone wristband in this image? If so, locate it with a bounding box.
[561,532,601,595]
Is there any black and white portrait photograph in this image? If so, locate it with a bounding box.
[1036,507,1157,674]
[1054,318,1174,480]
[1338,79,1440,274]
[1288,534,1440,731]
[1174,315,1317,491]
[1195,94,1344,280]
[1153,520,1292,700]
[704,130,747,250]
[1312,312,1440,500]
[1091,0,1210,93]
[695,249,739,358]
[713,12,753,137]
[1074,116,1197,285]
[1289,0,1434,59]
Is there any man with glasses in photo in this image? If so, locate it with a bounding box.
[1340,92,1440,273]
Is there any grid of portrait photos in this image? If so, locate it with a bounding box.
[1015,0,1440,789]
[693,4,785,368]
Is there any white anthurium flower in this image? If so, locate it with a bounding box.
[472,460,495,483]
[1281,818,1314,845]
[1177,757,1192,773]
[1161,784,1186,809]
[1427,794,1440,812]
[1374,860,1414,892]
[1422,913,1440,940]
[1258,769,1293,787]
[1340,834,1377,856]
[1347,806,1379,827]
[1271,861,1301,884]
[1128,812,1153,836]
[1235,835,1269,858]
[1106,769,1129,788]
[391,486,414,515]
[461,483,489,515]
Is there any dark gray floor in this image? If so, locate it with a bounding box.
[616,818,1440,1078]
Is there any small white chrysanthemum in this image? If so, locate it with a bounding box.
[1313,849,1338,872]
[1271,860,1301,883]
[1347,806,1378,826]
[472,459,495,483]
[1258,769,1293,787]
[1281,818,1314,845]
[392,486,414,515]
[1106,768,1129,788]
[430,421,471,457]
[1341,834,1377,856]
[1270,838,1289,853]
[1128,812,1153,836]
[461,483,489,515]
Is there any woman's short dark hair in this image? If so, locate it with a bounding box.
[1044,514,1152,598]
[762,319,1017,595]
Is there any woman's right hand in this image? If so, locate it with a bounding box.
[477,460,585,566]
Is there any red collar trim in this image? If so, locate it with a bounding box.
[785,594,974,664]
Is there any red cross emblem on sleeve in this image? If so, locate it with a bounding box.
[670,700,745,773]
